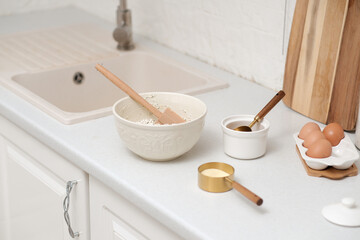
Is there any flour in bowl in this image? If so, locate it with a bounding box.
[137,119,158,125]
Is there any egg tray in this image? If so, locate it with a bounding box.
[293,132,359,170]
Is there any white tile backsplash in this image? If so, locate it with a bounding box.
[1,0,297,90]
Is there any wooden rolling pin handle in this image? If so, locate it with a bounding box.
[95,64,163,119]
[228,178,263,206]
[256,90,285,120]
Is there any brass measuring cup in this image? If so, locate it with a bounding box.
[198,162,263,206]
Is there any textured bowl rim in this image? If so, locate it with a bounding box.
[112,92,207,129]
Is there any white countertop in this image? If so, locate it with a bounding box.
[1,7,360,240]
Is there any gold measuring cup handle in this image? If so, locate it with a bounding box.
[225,177,263,206]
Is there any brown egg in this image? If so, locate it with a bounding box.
[299,122,321,139]
[323,122,344,146]
[303,130,326,148]
[306,139,332,158]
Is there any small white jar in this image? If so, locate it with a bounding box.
[221,115,270,159]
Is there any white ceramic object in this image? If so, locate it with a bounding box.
[294,132,359,170]
[322,198,360,227]
[356,104,360,149]
[113,92,207,161]
[221,115,270,159]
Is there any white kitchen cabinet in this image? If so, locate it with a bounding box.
[0,116,89,240]
[89,176,183,240]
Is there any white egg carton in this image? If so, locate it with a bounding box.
[293,132,359,170]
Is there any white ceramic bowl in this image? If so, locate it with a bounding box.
[113,92,207,161]
[221,115,270,159]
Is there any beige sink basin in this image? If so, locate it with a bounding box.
[0,24,227,124]
[9,50,227,124]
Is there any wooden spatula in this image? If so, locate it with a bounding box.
[95,64,186,124]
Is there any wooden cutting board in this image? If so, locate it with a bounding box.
[283,0,360,131]
[327,0,360,129]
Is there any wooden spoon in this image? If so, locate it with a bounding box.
[234,90,285,131]
[95,64,185,124]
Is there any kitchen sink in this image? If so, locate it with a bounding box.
[7,49,227,124]
[0,24,228,124]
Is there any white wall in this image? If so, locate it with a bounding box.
[0,0,296,91]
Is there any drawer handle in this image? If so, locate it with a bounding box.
[63,180,80,238]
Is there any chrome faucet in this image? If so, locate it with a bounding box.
[113,0,134,50]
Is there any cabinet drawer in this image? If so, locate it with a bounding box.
[90,176,183,240]
[0,116,89,240]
